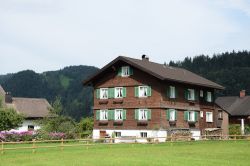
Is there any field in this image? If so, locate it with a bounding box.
[0,141,250,166]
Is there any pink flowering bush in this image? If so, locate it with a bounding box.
[0,131,34,142]
[49,132,65,140]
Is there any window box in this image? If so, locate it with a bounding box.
[99,100,108,104]
[113,99,123,104]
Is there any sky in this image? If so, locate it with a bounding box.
[1,0,250,74]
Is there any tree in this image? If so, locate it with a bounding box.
[77,117,93,132]
[0,108,24,131]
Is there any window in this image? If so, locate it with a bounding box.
[100,110,108,120]
[121,66,130,77]
[206,92,212,102]
[114,87,124,98]
[139,86,148,97]
[140,132,147,138]
[200,90,204,97]
[218,111,223,119]
[100,88,108,99]
[115,132,121,138]
[28,125,34,131]
[188,111,195,121]
[187,89,195,100]
[139,109,148,120]
[200,111,203,118]
[167,109,177,121]
[115,109,123,120]
[206,112,213,122]
[170,86,176,98]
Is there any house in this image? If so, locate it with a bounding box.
[0,85,51,132]
[83,55,228,142]
[216,90,250,134]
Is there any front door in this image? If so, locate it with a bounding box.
[100,130,106,138]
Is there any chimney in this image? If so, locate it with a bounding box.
[5,92,12,103]
[142,54,149,61]
[240,90,246,98]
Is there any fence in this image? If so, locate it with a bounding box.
[1,134,250,154]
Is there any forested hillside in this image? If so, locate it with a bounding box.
[0,66,99,121]
[169,50,250,96]
[1,50,250,121]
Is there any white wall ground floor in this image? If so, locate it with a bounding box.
[93,129,201,143]
[10,120,41,132]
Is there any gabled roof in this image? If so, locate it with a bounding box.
[215,96,250,116]
[6,97,51,118]
[83,56,224,89]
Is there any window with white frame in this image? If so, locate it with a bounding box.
[187,89,195,100]
[200,90,204,97]
[218,111,223,119]
[115,109,123,120]
[115,132,121,138]
[100,88,108,99]
[169,109,176,121]
[115,87,123,98]
[100,110,108,120]
[140,132,147,138]
[121,66,130,77]
[206,92,212,102]
[206,112,213,122]
[139,109,148,120]
[200,111,203,118]
[139,86,148,97]
[170,86,176,98]
[188,111,195,121]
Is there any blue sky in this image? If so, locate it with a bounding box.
[1,0,250,74]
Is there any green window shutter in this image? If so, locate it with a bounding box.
[147,86,152,96]
[195,112,198,122]
[96,89,100,99]
[147,109,151,120]
[96,110,100,120]
[175,88,178,99]
[166,86,170,98]
[123,109,126,120]
[117,67,122,76]
[135,87,139,97]
[123,87,127,97]
[129,67,133,75]
[184,89,188,100]
[108,110,114,120]
[108,88,114,98]
[175,110,177,120]
[205,91,208,101]
[135,109,139,120]
[195,90,199,101]
[184,111,188,121]
[166,109,170,120]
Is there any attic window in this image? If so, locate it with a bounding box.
[118,66,133,77]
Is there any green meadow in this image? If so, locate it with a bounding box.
[0,141,250,166]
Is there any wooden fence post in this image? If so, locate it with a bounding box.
[61,138,64,151]
[1,141,3,154]
[32,139,36,154]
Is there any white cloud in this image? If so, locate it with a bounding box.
[0,0,250,74]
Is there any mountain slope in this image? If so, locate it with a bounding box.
[0,66,99,121]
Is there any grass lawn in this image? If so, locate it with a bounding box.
[0,141,250,166]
